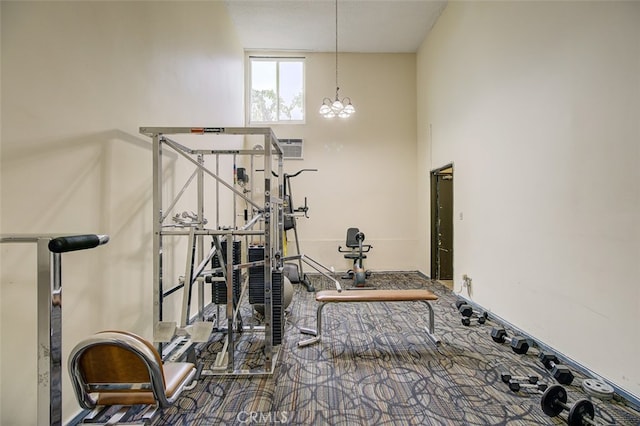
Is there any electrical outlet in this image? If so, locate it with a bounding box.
[462,274,472,289]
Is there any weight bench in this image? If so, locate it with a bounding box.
[298,289,440,347]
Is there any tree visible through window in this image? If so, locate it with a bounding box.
[250,57,304,123]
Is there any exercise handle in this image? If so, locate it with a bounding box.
[48,234,110,253]
[287,168,318,178]
[262,168,318,178]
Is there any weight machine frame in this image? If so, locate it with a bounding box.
[139,126,286,375]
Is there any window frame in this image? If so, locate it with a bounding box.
[247,55,306,125]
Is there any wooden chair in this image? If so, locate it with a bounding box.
[68,330,196,424]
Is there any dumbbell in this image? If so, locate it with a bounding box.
[501,372,539,384]
[458,304,488,326]
[539,353,575,385]
[540,384,599,426]
[509,381,548,393]
[490,328,530,355]
[455,299,467,309]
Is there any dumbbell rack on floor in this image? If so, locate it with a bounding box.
[454,296,635,425]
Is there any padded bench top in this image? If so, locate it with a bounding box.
[316,289,438,303]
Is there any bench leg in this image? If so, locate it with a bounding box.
[298,303,327,347]
[421,301,441,346]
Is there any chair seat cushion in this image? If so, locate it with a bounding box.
[96,391,156,406]
[163,362,196,399]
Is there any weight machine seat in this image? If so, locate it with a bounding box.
[343,252,366,260]
[68,330,196,410]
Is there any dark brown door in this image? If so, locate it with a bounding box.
[430,166,453,280]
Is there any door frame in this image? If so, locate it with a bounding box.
[430,163,454,280]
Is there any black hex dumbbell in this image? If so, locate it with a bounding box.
[539,353,574,385]
[455,299,467,309]
[490,328,529,355]
[458,303,488,326]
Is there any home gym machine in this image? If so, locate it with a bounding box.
[0,233,109,426]
[338,227,373,288]
[267,168,318,292]
[140,127,339,376]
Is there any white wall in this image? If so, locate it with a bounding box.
[417,1,640,397]
[0,1,244,424]
[266,52,419,273]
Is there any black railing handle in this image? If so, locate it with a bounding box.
[48,234,109,253]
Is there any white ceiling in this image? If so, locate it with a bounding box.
[223,0,448,53]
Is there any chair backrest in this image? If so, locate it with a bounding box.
[345,227,360,248]
[68,331,170,409]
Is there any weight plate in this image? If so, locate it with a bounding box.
[540,385,567,417]
[567,399,595,426]
[582,378,614,400]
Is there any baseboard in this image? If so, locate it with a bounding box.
[417,270,430,280]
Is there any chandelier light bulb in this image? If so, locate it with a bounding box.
[319,102,332,115]
[342,100,355,114]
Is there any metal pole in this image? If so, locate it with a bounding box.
[37,238,60,425]
[152,134,163,352]
[181,228,196,328]
[263,135,273,369]
[216,154,220,230]
[233,153,237,230]
[197,154,205,320]
[225,232,235,372]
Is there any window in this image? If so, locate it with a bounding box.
[249,57,304,124]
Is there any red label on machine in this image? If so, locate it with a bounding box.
[190,127,225,134]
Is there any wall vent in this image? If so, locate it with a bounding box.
[278,139,303,160]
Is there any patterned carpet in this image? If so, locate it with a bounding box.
[111,272,638,425]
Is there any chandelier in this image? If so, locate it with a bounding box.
[319,0,355,119]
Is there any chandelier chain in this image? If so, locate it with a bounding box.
[319,0,355,118]
[335,0,339,93]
